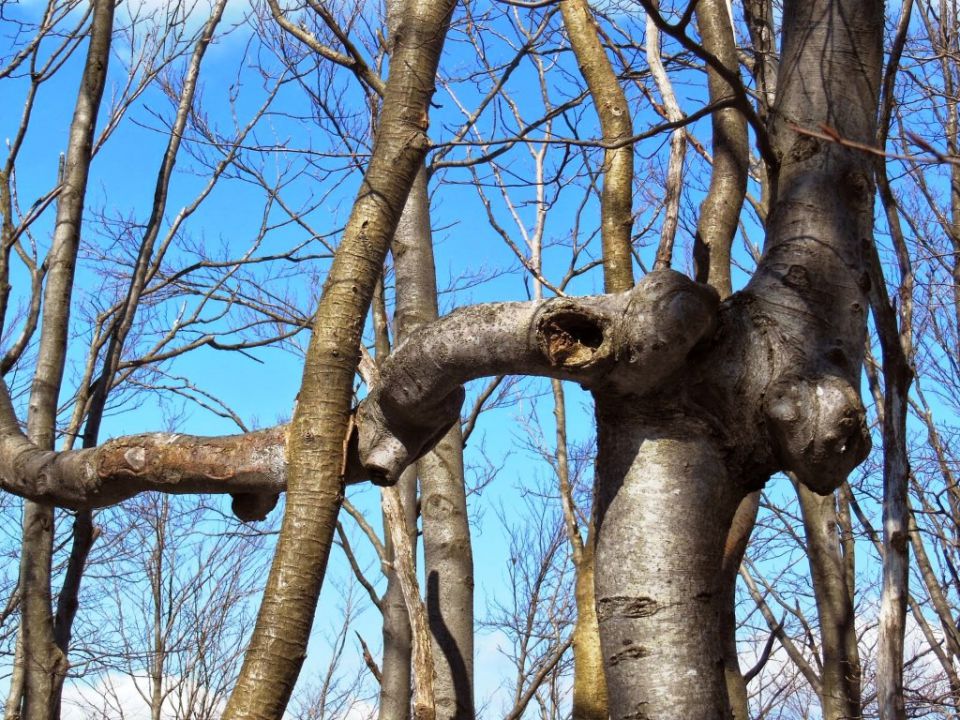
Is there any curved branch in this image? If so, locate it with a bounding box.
[357,270,719,483]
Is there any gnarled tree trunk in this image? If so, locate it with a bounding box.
[355,3,883,718]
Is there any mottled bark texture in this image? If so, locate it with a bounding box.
[0,404,288,517]
[357,3,883,717]
[222,2,458,717]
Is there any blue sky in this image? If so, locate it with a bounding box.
[3,0,954,717]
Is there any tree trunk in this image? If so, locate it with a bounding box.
[560,0,634,293]
[720,492,759,720]
[16,2,114,717]
[391,164,475,719]
[378,468,417,720]
[797,483,863,720]
[223,2,458,717]
[356,5,884,719]
[571,541,606,720]
[594,403,741,719]
[693,0,748,299]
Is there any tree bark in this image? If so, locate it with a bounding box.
[593,406,741,719]
[222,2,458,717]
[552,379,607,720]
[383,484,437,720]
[797,483,863,720]
[693,0,748,298]
[558,1,636,712]
[357,5,883,719]
[560,0,634,293]
[378,467,417,720]
[16,2,114,717]
[870,3,915,716]
[719,492,759,720]
[390,164,475,719]
[646,0,686,272]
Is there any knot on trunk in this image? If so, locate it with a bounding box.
[606,270,719,395]
[231,492,280,522]
[356,385,464,486]
[765,375,870,494]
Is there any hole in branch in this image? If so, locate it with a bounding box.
[539,310,606,367]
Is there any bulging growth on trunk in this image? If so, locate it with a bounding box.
[351,4,882,716]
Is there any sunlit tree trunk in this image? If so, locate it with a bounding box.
[222,1,459,717]
[356,3,883,718]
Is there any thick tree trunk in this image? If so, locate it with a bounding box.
[593,403,741,720]
[356,5,883,720]
[420,432,473,720]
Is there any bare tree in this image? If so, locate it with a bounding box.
[1,2,950,720]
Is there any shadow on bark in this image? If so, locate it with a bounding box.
[427,571,472,718]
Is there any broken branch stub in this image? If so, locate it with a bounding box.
[356,385,465,486]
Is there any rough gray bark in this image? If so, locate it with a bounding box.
[0,407,290,516]
[391,165,474,720]
[356,3,883,718]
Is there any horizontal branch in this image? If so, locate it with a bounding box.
[0,424,290,520]
[357,270,719,484]
[0,273,721,514]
